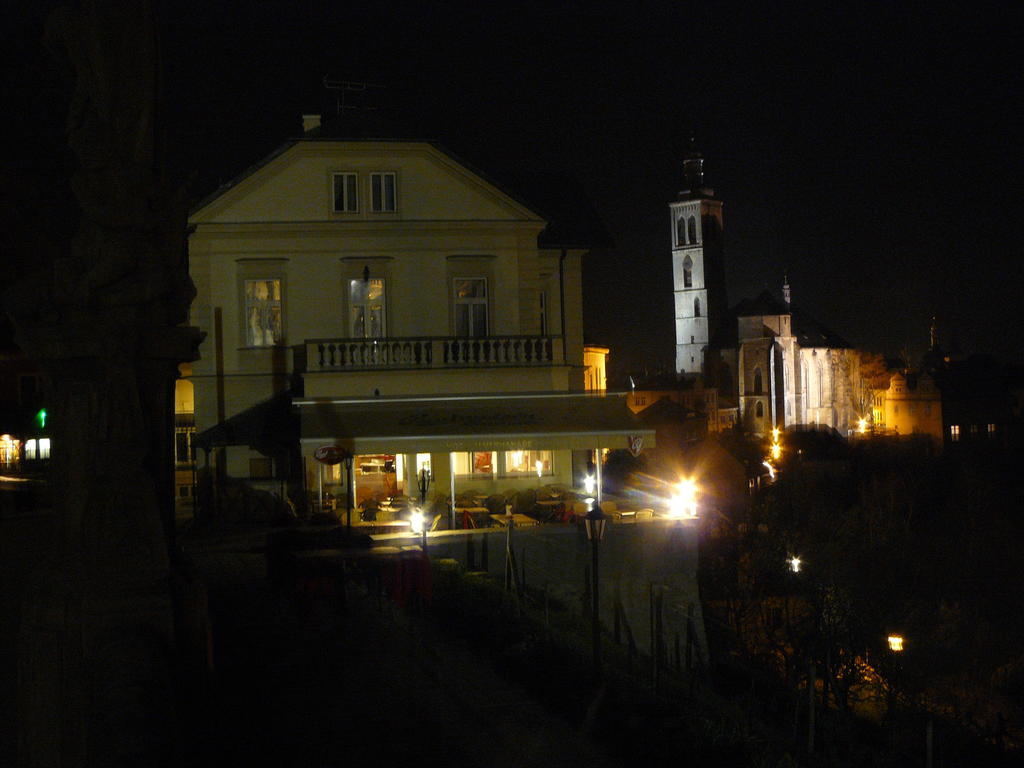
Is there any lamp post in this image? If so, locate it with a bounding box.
[583,499,607,677]
[886,633,904,742]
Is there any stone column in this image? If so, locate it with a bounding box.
[7,2,203,765]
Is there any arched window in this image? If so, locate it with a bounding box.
[755,401,764,418]
[682,255,693,287]
[753,367,763,395]
[676,217,687,245]
[694,297,701,317]
[688,216,698,244]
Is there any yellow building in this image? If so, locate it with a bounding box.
[187,114,649,517]
[583,344,609,392]
[879,371,943,439]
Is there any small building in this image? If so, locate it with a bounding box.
[881,371,943,440]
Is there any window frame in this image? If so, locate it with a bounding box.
[369,171,397,213]
[331,172,359,213]
[347,277,388,339]
[453,277,489,338]
[243,277,285,348]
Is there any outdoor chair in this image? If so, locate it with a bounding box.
[514,488,537,517]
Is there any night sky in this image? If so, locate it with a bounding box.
[5,2,1023,373]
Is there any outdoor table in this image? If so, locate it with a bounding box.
[489,513,540,528]
[353,520,411,536]
[455,506,489,528]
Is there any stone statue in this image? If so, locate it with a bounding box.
[5,2,202,765]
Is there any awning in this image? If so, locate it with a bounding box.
[194,392,297,454]
[295,392,654,454]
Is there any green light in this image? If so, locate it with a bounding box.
[35,409,46,430]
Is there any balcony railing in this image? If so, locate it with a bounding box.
[306,335,562,372]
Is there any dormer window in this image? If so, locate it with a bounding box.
[332,173,358,213]
[370,172,397,212]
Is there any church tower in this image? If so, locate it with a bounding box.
[672,140,726,375]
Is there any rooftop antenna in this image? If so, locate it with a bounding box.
[322,77,386,115]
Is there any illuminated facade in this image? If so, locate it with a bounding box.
[669,150,858,435]
[187,114,647,515]
[876,371,943,439]
[671,144,726,375]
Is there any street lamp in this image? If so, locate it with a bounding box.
[788,555,802,573]
[409,507,428,554]
[857,417,868,434]
[583,499,607,677]
[669,478,698,519]
[887,634,904,653]
[583,474,595,496]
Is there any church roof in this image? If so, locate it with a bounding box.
[733,290,789,317]
[790,305,852,349]
[711,289,851,349]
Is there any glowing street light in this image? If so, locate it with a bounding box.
[409,507,428,552]
[770,442,782,461]
[669,478,698,519]
[887,634,904,653]
[535,459,544,478]
[788,555,802,573]
[583,474,596,495]
[857,417,868,434]
[771,426,781,443]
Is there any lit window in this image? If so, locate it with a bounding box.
[415,453,432,475]
[454,278,488,337]
[987,423,996,436]
[244,279,283,346]
[332,173,358,212]
[504,450,552,475]
[370,172,396,212]
[349,278,386,338]
[950,424,960,441]
[970,424,978,436]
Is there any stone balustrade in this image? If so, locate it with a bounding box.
[306,335,562,371]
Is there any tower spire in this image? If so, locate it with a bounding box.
[682,132,703,194]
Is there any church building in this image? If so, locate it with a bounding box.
[670,145,859,435]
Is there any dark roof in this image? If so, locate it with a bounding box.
[712,289,851,349]
[637,397,702,425]
[790,305,851,349]
[733,290,789,318]
[191,111,610,249]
